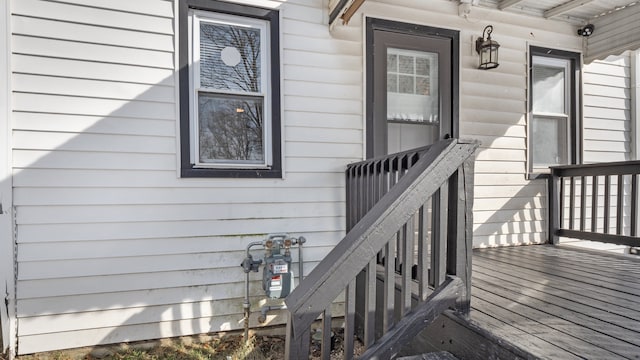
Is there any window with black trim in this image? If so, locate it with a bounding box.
[179,0,281,178]
[528,46,581,177]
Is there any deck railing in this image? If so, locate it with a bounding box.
[549,161,640,247]
[284,139,478,359]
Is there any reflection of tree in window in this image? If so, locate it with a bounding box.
[199,22,263,162]
[198,95,264,163]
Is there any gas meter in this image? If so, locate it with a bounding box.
[262,235,294,299]
[240,233,306,337]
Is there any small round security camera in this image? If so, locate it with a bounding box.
[577,24,595,37]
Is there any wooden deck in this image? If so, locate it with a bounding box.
[471,244,640,359]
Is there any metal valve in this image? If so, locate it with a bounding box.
[240,254,262,273]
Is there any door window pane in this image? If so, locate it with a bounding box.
[398,75,414,94]
[398,55,414,74]
[386,48,439,124]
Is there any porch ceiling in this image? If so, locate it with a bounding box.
[330,0,640,62]
[481,0,638,25]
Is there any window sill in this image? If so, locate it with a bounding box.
[526,172,551,181]
[181,167,282,178]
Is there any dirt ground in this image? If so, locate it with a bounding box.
[2,330,363,360]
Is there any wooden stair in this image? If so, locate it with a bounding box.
[398,351,459,360]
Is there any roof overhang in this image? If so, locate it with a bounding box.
[329,0,640,63]
[329,0,366,26]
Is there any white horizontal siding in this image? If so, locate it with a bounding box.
[18,247,330,280]
[11,0,357,354]
[582,53,633,164]
[17,232,343,262]
[13,169,345,188]
[12,0,175,34]
[11,0,636,355]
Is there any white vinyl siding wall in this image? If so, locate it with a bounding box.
[9,0,636,355]
[11,0,356,354]
[583,53,633,164]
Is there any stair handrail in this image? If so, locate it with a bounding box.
[284,138,478,358]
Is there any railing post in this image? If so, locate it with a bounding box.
[548,168,561,245]
[284,314,310,360]
[448,156,475,316]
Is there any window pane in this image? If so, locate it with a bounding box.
[532,64,565,114]
[386,48,438,123]
[387,73,397,92]
[198,93,264,163]
[387,53,397,72]
[416,76,430,96]
[398,55,414,74]
[416,57,430,76]
[532,115,567,167]
[199,21,261,92]
[398,75,414,94]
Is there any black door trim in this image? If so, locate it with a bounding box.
[366,18,459,158]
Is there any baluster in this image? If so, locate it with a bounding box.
[549,172,562,245]
[359,165,366,223]
[285,315,310,360]
[569,177,576,230]
[402,214,414,315]
[365,162,372,213]
[431,184,448,287]
[344,279,356,360]
[389,157,400,273]
[591,175,599,233]
[364,259,376,347]
[580,176,586,232]
[617,174,624,235]
[559,176,565,230]
[321,307,332,360]
[604,175,611,233]
[632,174,638,237]
[383,237,395,334]
[346,166,353,231]
[417,205,429,301]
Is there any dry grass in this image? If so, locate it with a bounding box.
[1,329,360,360]
[12,335,281,360]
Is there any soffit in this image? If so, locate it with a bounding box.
[330,0,640,62]
[480,0,638,25]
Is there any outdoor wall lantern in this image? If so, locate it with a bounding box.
[476,25,500,70]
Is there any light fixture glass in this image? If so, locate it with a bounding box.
[476,25,500,70]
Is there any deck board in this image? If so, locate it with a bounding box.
[471,245,640,359]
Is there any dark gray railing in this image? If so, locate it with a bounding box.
[549,161,640,247]
[284,139,478,360]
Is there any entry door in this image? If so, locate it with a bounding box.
[367,19,458,158]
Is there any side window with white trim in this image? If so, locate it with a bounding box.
[179,0,281,178]
[528,46,581,177]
